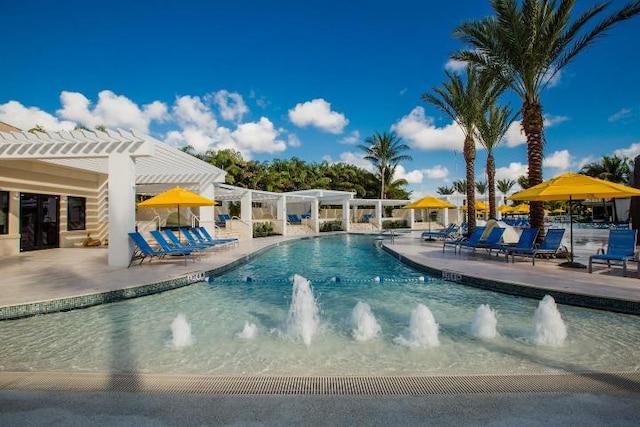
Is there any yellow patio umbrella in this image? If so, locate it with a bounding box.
[510,172,640,268]
[461,200,489,212]
[497,204,513,213]
[510,203,530,215]
[402,196,455,239]
[137,186,217,238]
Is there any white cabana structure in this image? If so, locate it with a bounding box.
[0,127,225,266]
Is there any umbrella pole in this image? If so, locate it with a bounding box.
[425,208,435,241]
[560,196,586,268]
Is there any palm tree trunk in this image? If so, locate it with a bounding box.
[522,98,545,241]
[464,135,476,235]
[487,154,496,219]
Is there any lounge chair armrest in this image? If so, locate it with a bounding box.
[596,248,605,255]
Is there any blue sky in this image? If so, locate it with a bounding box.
[1,0,639,198]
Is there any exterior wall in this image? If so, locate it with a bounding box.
[0,160,107,256]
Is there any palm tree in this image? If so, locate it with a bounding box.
[453,179,467,194]
[475,180,487,195]
[437,185,455,195]
[496,178,516,195]
[580,155,631,184]
[359,131,412,199]
[453,0,640,237]
[422,66,502,234]
[477,103,516,218]
[517,175,530,190]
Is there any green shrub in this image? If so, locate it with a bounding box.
[382,219,408,229]
[253,221,277,237]
[320,220,344,232]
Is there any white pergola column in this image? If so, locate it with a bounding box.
[443,208,450,227]
[277,195,287,235]
[342,198,350,232]
[240,191,252,221]
[108,152,136,267]
[199,181,215,231]
[408,208,415,229]
[375,200,383,231]
[311,198,319,233]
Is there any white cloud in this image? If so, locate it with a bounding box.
[0,100,75,131]
[503,120,526,147]
[614,143,640,159]
[288,98,349,134]
[543,149,572,171]
[393,165,423,184]
[57,90,169,133]
[544,114,569,127]
[173,95,218,131]
[338,151,374,172]
[231,117,287,154]
[608,108,633,123]
[209,90,248,122]
[495,162,528,184]
[392,106,465,151]
[445,58,467,72]
[287,133,302,147]
[422,165,449,179]
[544,68,562,88]
[576,155,597,170]
[340,130,360,145]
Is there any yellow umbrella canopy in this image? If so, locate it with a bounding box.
[137,186,217,209]
[497,205,513,213]
[509,173,640,268]
[461,200,489,212]
[510,203,530,214]
[137,187,217,233]
[509,173,640,202]
[402,196,455,209]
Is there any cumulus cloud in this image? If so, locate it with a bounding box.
[57,90,169,133]
[340,130,361,145]
[503,120,526,147]
[544,114,569,127]
[287,133,302,147]
[231,117,287,153]
[422,165,449,179]
[495,162,528,184]
[173,95,218,131]
[392,106,465,151]
[338,151,374,172]
[208,90,248,122]
[445,58,467,72]
[543,149,572,171]
[614,143,640,159]
[288,98,349,134]
[393,165,423,184]
[608,108,633,123]
[0,100,75,131]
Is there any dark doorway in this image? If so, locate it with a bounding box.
[20,193,60,251]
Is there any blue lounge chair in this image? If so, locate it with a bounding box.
[190,227,239,247]
[509,228,566,265]
[422,223,458,241]
[218,214,231,223]
[128,232,193,267]
[150,230,198,262]
[443,226,486,254]
[459,227,505,253]
[589,229,638,277]
[362,214,373,223]
[488,227,539,260]
[162,229,209,251]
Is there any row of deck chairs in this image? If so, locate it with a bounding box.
[443,227,568,265]
[440,225,639,275]
[128,227,238,267]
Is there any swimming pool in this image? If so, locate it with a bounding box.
[1,234,639,376]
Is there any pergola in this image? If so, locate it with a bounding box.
[0,128,225,266]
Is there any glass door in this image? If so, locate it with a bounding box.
[20,193,60,251]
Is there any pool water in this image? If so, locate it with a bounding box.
[1,234,639,375]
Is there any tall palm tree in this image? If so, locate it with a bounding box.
[475,181,487,196]
[453,0,640,237]
[422,66,502,234]
[359,131,412,199]
[453,179,467,194]
[476,103,516,218]
[496,178,517,198]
